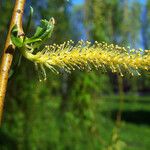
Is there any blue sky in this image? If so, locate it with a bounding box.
[138,0,146,4]
[72,0,146,5]
[72,0,84,5]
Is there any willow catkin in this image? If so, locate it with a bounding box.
[20,40,150,80]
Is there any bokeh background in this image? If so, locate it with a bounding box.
[0,0,150,149]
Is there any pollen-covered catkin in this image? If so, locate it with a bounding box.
[21,40,150,78]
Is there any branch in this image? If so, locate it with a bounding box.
[0,0,26,125]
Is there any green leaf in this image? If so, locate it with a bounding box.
[11,36,23,47]
[24,38,42,44]
[11,25,18,36]
[29,18,55,49]
[11,25,23,47]
[24,6,33,35]
[30,27,44,39]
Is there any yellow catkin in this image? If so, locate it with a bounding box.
[21,40,150,78]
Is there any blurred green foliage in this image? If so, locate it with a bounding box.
[0,0,150,150]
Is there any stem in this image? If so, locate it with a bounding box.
[0,0,26,125]
[116,75,124,127]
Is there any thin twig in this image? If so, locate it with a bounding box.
[0,0,26,125]
[116,75,124,127]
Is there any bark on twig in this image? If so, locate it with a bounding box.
[0,0,26,125]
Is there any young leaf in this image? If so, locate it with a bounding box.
[32,26,43,38]
[11,25,23,47]
[24,6,33,35]
[30,18,55,49]
[24,38,41,44]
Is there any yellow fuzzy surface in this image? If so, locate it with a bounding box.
[22,40,150,77]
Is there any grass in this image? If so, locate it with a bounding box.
[97,94,150,150]
[121,122,150,150]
